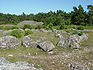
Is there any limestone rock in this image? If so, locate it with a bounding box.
[3,30,13,35]
[0,36,20,49]
[56,34,64,39]
[22,36,38,47]
[38,41,55,52]
[39,29,48,32]
[0,57,43,70]
[18,28,24,33]
[67,62,90,70]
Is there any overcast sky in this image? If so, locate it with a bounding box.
[0,0,93,15]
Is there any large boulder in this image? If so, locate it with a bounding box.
[69,35,81,43]
[57,39,65,47]
[57,34,88,49]
[38,41,55,52]
[79,33,88,42]
[0,36,20,49]
[36,37,46,43]
[22,36,38,47]
[0,57,43,70]
[70,42,80,49]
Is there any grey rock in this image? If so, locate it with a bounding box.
[18,28,24,33]
[67,62,90,70]
[0,57,43,70]
[22,36,38,47]
[69,35,81,43]
[79,33,88,42]
[31,29,39,32]
[57,34,88,49]
[70,42,80,49]
[3,30,13,35]
[25,28,30,31]
[57,39,65,47]
[36,37,46,43]
[52,29,57,33]
[57,30,67,34]
[18,21,44,25]
[0,36,20,49]
[56,34,63,39]
[39,29,48,32]
[38,41,55,52]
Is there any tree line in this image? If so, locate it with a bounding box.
[0,5,93,26]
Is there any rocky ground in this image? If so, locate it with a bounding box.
[0,29,92,70]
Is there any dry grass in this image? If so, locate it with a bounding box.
[0,30,92,70]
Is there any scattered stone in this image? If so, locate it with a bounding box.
[8,55,13,57]
[3,30,13,35]
[56,34,63,39]
[67,62,90,70]
[0,36,20,49]
[57,30,67,34]
[39,29,48,32]
[18,28,24,33]
[52,29,57,33]
[38,41,55,52]
[31,29,39,32]
[25,28,30,31]
[0,57,43,70]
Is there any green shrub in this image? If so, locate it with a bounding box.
[10,30,22,38]
[23,24,31,29]
[60,25,67,29]
[36,24,43,29]
[78,31,83,36]
[72,31,78,35]
[3,26,19,30]
[24,30,33,36]
[0,26,4,30]
[66,30,70,33]
[77,26,84,30]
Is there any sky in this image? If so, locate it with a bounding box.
[0,0,93,15]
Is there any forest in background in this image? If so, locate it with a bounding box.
[0,5,93,27]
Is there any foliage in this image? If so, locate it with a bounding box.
[23,24,31,29]
[77,26,84,30]
[60,24,67,29]
[10,30,22,38]
[78,31,83,36]
[72,31,79,35]
[0,5,93,26]
[24,30,33,36]
[36,24,44,29]
[65,30,70,33]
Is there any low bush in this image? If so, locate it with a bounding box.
[65,30,70,33]
[23,24,31,29]
[77,26,84,30]
[10,30,22,38]
[72,31,78,35]
[24,30,33,36]
[78,31,83,36]
[60,25,67,29]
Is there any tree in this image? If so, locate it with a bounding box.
[71,5,86,25]
[87,5,93,25]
